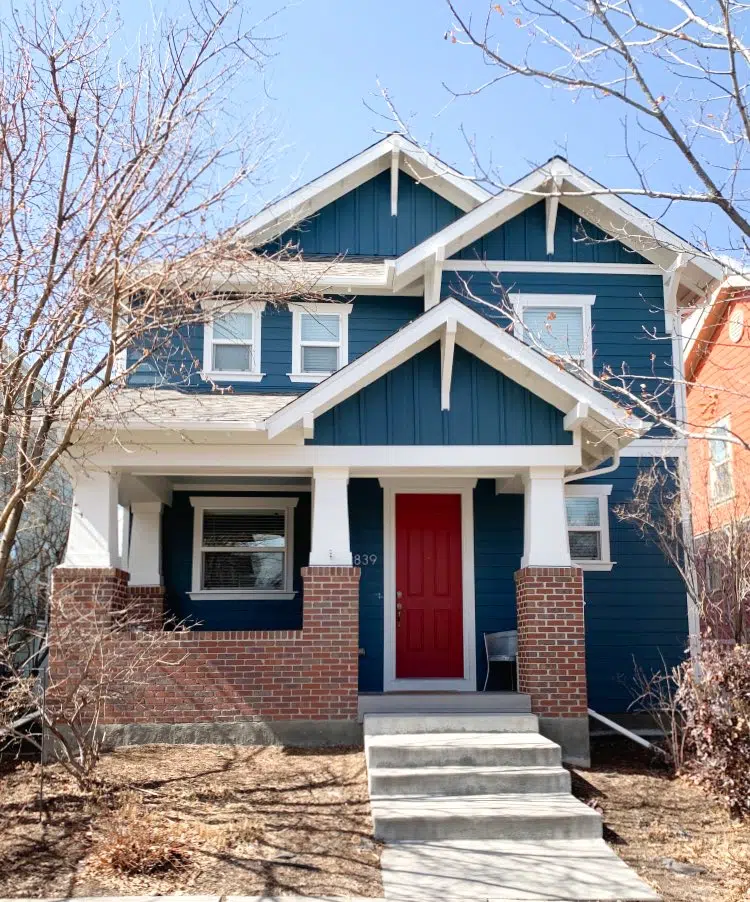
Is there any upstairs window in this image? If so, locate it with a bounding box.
[564,485,613,571]
[202,302,265,383]
[289,302,352,383]
[709,416,734,505]
[189,497,298,600]
[511,294,595,371]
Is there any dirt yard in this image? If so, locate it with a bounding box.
[0,744,382,898]
[574,737,750,902]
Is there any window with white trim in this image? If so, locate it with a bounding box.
[709,416,734,505]
[511,294,595,371]
[189,497,298,599]
[564,485,613,571]
[202,302,265,382]
[289,302,352,383]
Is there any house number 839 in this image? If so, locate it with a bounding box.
[353,553,378,566]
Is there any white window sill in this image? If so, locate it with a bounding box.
[710,495,735,507]
[188,590,297,601]
[287,372,332,384]
[201,371,265,383]
[575,560,615,572]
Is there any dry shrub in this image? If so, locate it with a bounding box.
[91,800,190,876]
[677,643,750,819]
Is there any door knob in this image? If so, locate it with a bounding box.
[396,590,403,598]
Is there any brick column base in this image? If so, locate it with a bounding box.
[515,566,590,765]
[125,586,166,630]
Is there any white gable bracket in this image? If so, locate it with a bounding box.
[302,413,315,441]
[664,253,689,331]
[424,247,445,311]
[391,147,399,217]
[440,317,458,411]
[545,174,563,256]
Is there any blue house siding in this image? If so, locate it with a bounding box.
[126,296,423,392]
[443,270,674,425]
[311,344,571,446]
[162,491,310,631]
[259,170,464,258]
[452,202,651,265]
[350,478,385,692]
[579,458,689,712]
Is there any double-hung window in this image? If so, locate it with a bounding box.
[511,294,595,372]
[289,302,352,383]
[202,302,265,382]
[189,497,298,599]
[708,416,734,505]
[564,485,613,571]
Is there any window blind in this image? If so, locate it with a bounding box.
[523,307,585,359]
[302,345,338,373]
[202,511,285,548]
[301,313,340,342]
[213,312,253,341]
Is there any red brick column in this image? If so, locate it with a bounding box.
[514,566,587,717]
[301,566,360,720]
[126,586,166,630]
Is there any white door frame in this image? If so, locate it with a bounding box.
[379,477,478,692]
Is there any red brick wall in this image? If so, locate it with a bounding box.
[514,566,587,717]
[49,565,360,724]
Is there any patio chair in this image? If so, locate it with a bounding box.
[483,629,518,691]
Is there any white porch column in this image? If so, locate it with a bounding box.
[309,467,352,566]
[522,466,572,567]
[62,469,120,568]
[128,502,163,586]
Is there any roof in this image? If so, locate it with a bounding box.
[393,156,724,298]
[85,389,297,432]
[236,134,492,248]
[264,296,650,465]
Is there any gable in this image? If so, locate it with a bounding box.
[309,342,571,446]
[259,170,464,259]
[451,202,651,264]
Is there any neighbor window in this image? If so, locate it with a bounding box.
[289,302,352,383]
[564,485,613,570]
[709,416,734,504]
[189,497,298,599]
[511,294,595,371]
[202,302,265,382]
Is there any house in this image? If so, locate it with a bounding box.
[684,275,750,643]
[53,134,722,764]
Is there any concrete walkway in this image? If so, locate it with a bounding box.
[364,712,660,902]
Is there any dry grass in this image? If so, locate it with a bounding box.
[574,737,750,902]
[0,744,382,897]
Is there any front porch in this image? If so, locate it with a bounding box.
[55,462,591,761]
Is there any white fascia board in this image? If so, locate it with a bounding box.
[393,155,724,297]
[264,295,649,443]
[237,135,491,248]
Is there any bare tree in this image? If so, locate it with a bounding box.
[443,1,750,263]
[0,0,318,592]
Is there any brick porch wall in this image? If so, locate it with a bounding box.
[49,565,360,724]
[514,566,587,717]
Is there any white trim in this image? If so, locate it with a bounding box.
[621,438,686,457]
[128,501,163,586]
[444,260,663,275]
[172,482,311,492]
[265,296,648,453]
[564,483,613,571]
[201,301,266,383]
[511,293,596,372]
[393,156,722,295]
[188,495,298,600]
[545,174,562,256]
[289,301,352,383]
[390,147,399,217]
[708,415,734,506]
[380,478,477,693]
[236,134,490,247]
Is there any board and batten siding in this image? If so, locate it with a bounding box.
[452,201,651,264]
[259,169,464,258]
[309,343,571,446]
[161,491,310,631]
[126,296,423,391]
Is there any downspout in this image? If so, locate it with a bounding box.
[563,446,621,484]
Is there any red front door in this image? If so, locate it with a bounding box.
[395,494,464,679]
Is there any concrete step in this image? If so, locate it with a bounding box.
[363,712,539,736]
[371,792,602,842]
[365,732,561,769]
[368,763,571,797]
[380,839,661,901]
[358,691,532,719]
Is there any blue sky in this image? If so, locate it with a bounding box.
[12,0,739,252]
